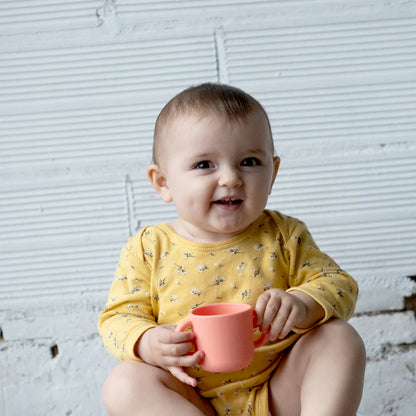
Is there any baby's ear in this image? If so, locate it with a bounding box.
[147,164,173,203]
[269,156,280,193]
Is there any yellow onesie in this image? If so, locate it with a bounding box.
[98,210,358,415]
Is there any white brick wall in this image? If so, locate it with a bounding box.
[1,1,415,415]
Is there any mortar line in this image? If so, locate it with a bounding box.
[214,27,229,84]
[124,174,136,236]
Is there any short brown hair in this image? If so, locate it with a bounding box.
[152,82,274,164]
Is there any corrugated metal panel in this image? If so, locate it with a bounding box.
[0,103,159,166]
[0,34,217,105]
[0,178,128,301]
[0,0,102,34]
[0,179,127,242]
[257,81,416,150]
[0,240,123,300]
[272,155,415,218]
[0,32,217,166]
[315,219,416,275]
[117,0,305,14]
[225,17,416,82]
[1,2,415,306]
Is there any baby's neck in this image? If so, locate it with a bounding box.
[167,218,250,244]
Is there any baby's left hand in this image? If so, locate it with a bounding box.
[255,289,323,341]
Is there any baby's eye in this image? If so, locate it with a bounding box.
[241,157,262,167]
[194,160,214,170]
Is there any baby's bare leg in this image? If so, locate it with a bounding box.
[268,319,366,416]
[102,361,216,416]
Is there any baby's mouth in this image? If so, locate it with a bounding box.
[213,198,243,206]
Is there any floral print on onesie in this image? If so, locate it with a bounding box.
[98,210,358,415]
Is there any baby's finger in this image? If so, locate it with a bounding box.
[255,291,272,327]
[159,325,195,344]
[164,350,203,370]
[262,297,282,333]
[269,305,291,341]
[161,340,195,358]
[168,366,198,387]
[278,308,300,339]
[181,350,204,368]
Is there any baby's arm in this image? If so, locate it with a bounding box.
[136,325,203,387]
[99,234,203,386]
[255,289,325,341]
[256,214,359,342]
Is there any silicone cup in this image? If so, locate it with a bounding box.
[176,303,269,372]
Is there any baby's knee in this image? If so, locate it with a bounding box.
[103,362,136,411]
[102,361,161,413]
[313,319,366,358]
[328,320,364,347]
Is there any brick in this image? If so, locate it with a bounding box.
[350,311,416,361]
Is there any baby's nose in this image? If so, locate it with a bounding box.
[218,167,243,188]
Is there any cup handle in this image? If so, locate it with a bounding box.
[176,318,192,333]
[252,309,269,348]
[175,318,197,354]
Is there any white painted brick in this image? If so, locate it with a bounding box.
[358,349,416,416]
[354,274,416,314]
[0,339,52,384]
[0,306,116,416]
[1,303,101,341]
[350,312,416,361]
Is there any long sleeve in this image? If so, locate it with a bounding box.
[278,215,358,324]
[98,230,157,361]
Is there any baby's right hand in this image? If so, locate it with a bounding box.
[137,324,203,387]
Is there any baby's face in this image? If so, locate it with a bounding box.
[156,110,279,242]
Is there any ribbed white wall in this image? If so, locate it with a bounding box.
[0,1,415,415]
[0,103,160,164]
[0,1,102,34]
[1,0,415,311]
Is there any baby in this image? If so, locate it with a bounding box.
[98,83,366,416]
